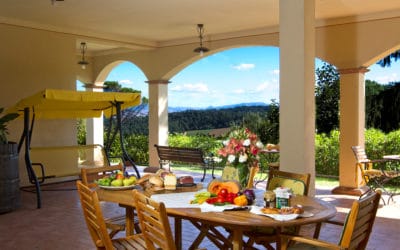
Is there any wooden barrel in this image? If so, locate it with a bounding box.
[0,143,20,214]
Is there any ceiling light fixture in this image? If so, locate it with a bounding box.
[193,24,209,56]
[78,42,89,69]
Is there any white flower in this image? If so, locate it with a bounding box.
[256,141,264,148]
[243,139,251,146]
[223,139,230,146]
[239,153,248,163]
[227,154,236,163]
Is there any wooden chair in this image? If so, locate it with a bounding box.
[351,146,399,204]
[76,180,147,250]
[80,164,141,237]
[132,190,176,250]
[243,169,311,250]
[280,190,381,250]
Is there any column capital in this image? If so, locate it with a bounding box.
[146,80,171,85]
[338,67,369,75]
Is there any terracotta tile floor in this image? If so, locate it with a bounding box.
[0,167,399,250]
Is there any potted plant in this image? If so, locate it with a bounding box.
[0,107,19,144]
[0,107,20,213]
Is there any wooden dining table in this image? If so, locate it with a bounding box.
[96,186,336,250]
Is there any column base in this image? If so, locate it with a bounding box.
[331,185,369,196]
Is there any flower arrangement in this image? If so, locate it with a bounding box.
[217,128,264,186]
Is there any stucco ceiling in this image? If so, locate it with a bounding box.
[1,0,400,53]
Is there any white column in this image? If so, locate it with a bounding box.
[333,67,368,195]
[279,0,316,194]
[147,80,169,167]
[85,84,104,146]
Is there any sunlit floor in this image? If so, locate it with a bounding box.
[0,167,399,250]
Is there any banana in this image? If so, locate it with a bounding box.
[190,191,216,204]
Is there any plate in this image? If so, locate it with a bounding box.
[298,211,314,218]
[264,213,299,221]
[249,206,313,221]
[98,184,139,190]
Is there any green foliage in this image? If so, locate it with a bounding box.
[315,63,340,134]
[77,119,86,145]
[384,130,400,154]
[103,81,140,93]
[168,133,221,156]
[377,50,400,67]
[169,106,268,133]
[315,130,339,176]
[108,133,149,165]
[255,100,279,144]
[366,81,400,132]
[0,108,19,144]
[365,128,387,159]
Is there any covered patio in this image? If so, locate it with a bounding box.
[1,0,400,194]
[1,1,400,248]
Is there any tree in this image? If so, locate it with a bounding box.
[377,50,400,67]
[315,63,340,134]
[365,80,387,129]
[258,99,279,144]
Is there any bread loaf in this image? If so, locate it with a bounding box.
[164,173,177,190]
[149,175,164,187]
[261,207,280,214]
[177,176,194,185]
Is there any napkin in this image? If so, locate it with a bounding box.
[199,203,239,212]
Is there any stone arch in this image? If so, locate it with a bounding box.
[85,59,148,147]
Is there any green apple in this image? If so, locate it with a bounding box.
[111,179,123,187]
[122,179,131,186]
[128,176,137,185]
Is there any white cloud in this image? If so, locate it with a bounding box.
[232,88,245,94]
[170,83,209,93]
[170,85,183,91]
[271,69,279,75]
[232,63,255,71]
[374,73,399,84]
[119,79,133,85]
[255,82,268,91]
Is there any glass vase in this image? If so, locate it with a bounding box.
[238,164,250,188]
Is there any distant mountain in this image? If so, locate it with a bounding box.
[169,102,268,113]
[128,102,268,116]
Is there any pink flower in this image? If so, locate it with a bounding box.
[217,128,264,168]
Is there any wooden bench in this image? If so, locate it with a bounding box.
[154,144,215,182]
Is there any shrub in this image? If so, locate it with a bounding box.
[315,130,339,176]
[107,128,400,180]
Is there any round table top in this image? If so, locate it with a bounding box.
[166,195,336,230]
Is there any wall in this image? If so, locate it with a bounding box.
[0,24,79,185]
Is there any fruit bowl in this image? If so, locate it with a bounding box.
[98,184,140,190]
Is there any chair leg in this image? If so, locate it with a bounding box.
[313,222,322,239]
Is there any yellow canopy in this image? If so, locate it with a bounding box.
[7,89,141,119]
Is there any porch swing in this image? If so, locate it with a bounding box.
[7,89,142,208]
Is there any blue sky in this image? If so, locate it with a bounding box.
[99,46,400,108]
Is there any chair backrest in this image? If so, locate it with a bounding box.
[133,190,176,250]
[80,164,124,187]
[351,146,369,163]
[76,180,114,249]
[267,169,311,195]
[339,190,381,249]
